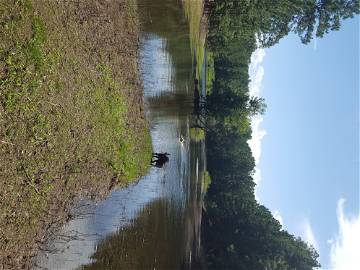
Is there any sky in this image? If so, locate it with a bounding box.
[248,17,359,269]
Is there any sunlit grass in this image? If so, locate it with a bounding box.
[183,0,215,95]
[182,0,206,79]
[0,0,151,267]
[202,170,212,193]
[190,127,205,142]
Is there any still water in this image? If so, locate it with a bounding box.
[36,0,206,269]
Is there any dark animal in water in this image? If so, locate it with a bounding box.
[151,152,170,168]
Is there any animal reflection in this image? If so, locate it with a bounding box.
[151,152,170,168]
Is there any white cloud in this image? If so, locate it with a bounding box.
[248,116,266,166]
[249,49,265,97]
[247,48,266,200]
[252,167,262,187]
[299,219,319,251]
[272,209,284,227]
[313,37,318,51]
[329,198,360,270]
[252,168,262,201]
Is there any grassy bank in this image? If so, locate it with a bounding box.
[182,0,214,92]
[182,0,206,79]
[0,0,152,268]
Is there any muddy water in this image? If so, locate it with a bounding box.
[35,1,206,269]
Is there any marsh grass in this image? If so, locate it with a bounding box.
[0,0,152,268]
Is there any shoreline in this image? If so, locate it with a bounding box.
[0,0,151,268]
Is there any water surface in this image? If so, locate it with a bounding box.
[35,1,206,269]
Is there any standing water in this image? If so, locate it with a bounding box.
[35,0,207,269]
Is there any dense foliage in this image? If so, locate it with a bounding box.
[209,0,359,47]
[201,0,358,269]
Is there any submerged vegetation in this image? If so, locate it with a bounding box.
[0,0,151,268]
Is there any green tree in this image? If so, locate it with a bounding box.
[248,96,267,116]
[200,0,357,268]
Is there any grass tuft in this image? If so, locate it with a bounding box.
[190,127,205,142]
[26,16,45,68]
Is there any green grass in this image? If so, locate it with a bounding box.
[202,170,211,193]
[25,16,46,67]
[190,127,205,142]
[183,0,215,95]
[183,0,206,79]
[0,0,152,267]
[90,64,152,181]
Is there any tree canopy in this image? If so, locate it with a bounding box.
[209,0,359,47]
[197,0,358,268]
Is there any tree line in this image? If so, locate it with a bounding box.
[201,0,358,269]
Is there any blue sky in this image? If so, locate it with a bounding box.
[248,17,359,269]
